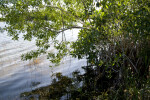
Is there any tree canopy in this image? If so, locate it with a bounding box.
[0,0,150,72]
[0,0,95,64]
[1,0,150,99]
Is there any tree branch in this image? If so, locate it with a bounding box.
[57,26,87,33]
[124,54,139,74]
[46,5,85,25]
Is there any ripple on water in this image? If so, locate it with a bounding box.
[0,22,86,100]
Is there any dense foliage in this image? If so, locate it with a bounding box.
[0,0,150,99]
[0,0,94,64]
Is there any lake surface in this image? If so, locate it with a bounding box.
[0,22,86,100]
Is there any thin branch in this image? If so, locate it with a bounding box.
[61,11,64,41]
[57,26,87,33]
[124,54,139,74]
[46,5,85,25]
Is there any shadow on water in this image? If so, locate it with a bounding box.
[20,65,116,100]
[20,63,150,100]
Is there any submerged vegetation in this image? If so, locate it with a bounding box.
[0,0,150,99]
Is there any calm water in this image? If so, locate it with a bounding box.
[0,22,86,100]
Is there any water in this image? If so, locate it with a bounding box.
[0,22,86,100]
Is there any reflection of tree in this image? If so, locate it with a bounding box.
[21,64,149,99]
[21,42,150,99]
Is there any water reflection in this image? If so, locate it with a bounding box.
[0,22,86,100]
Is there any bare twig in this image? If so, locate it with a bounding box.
[124,54,139,74]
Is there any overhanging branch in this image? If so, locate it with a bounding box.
[57,26,87,33]
[46,5,85,25]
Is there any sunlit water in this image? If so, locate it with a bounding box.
[0,22,86,100]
